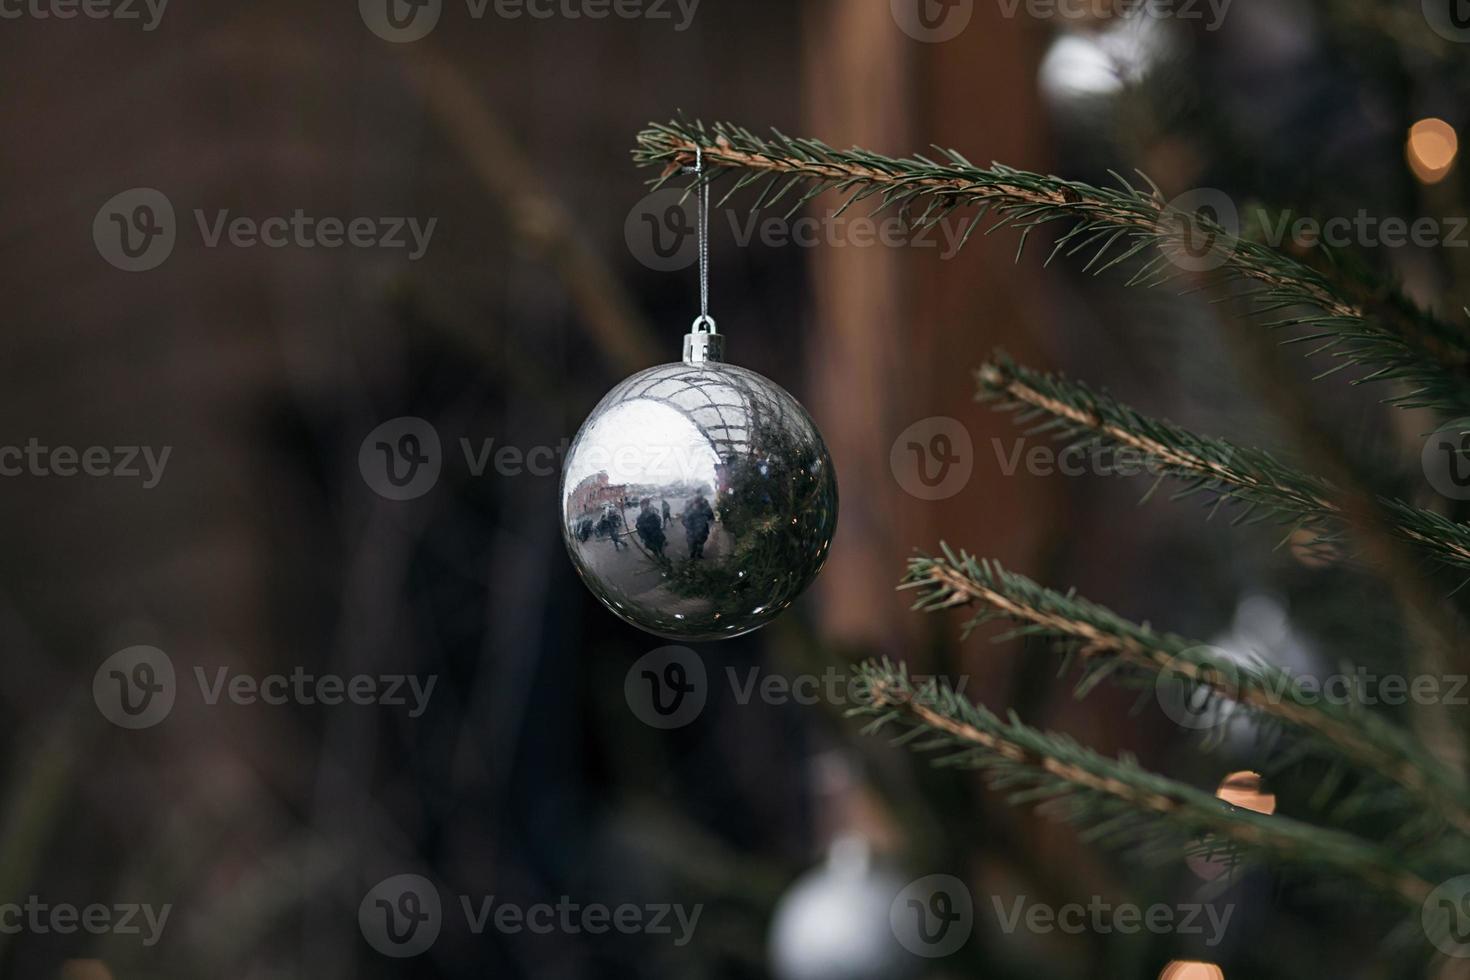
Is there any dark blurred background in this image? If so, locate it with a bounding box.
[1,1,1468,978]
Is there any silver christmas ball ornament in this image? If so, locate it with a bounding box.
[560,320,837,640]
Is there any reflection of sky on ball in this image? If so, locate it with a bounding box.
[563,398,720,497]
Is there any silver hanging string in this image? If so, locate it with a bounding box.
[689,145,714,333]
[681,143,723,364]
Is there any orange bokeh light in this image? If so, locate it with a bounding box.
[1216,770,1277,815]
[1408,118,1459,184]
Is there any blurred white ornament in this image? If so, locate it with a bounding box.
[1222,594,1319,757]
[768,838,918,980]
[1040,15,1175,106]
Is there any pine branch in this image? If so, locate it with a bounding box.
[633,119,1470,419]
[976,354,1470,578]
[853,658,1436,906]
[899,546,1470,837]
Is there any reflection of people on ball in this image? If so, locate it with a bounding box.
[636,498,667,558]
[682,493,715,560]
[661,498,672,528]
[599,506,626,550]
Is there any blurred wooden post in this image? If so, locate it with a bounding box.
[802,0,1062,655]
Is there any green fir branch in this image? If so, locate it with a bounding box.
[852,658,1437,907]
[898,546,1470,838]
[633,118,1470,418]
[976,354,1470,577]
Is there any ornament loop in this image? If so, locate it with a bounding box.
[683,315,724,364]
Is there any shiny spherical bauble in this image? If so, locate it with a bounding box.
[560,355,837,641]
